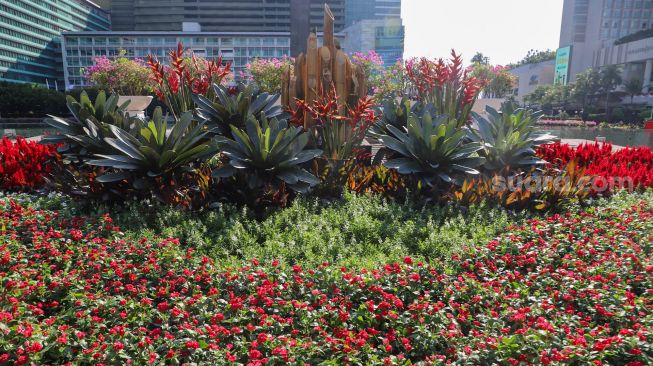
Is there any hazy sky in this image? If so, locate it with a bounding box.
[402,0,565,66]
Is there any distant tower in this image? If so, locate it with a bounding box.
[291,0,311,55]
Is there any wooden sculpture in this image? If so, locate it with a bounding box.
[282,3,367,129]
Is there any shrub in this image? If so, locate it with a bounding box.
[0,137,59,190]
[0,82,67,118]
[83,53,152,95]
[243,57,293,94]
[351,51,385,96]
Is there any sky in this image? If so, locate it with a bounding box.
[402,0,565,66]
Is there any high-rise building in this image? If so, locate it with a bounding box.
[110,1,345,34]
[559,0,653,89]
[62,31,292,90]
[342,0,404,65]
[0,0,110,87]
[345,0,401,27]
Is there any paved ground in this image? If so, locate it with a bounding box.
[12,135,625,152]
[559,138,624,151]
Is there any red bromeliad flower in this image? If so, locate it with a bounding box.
[404,50,484,126]
[293,84,377,160]
[0,137,59,190]
[146,42,232,119]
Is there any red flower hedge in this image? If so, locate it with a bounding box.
[0,199,651,364]
[0,137,59,190]
[537,142,653,189]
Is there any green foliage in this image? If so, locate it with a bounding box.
[471,103,554,172]
[43,90,138,157]
[87,107,216,183]
[469,64,517,99]
[380,109,484,187]
[369,97,418,138]
[523,83,571,114]
[13,191,523,268]
[0,82,67,118]
[193,84,284,137]
[624,78,643,103]
[214,115,322,193]
[508,49,556,68]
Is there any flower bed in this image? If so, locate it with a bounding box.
[0,137,58,191]
[537,142,653,189]
[1,197,651,364]
[538,119,597,127]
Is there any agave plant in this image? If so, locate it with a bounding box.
[379,109,485,187]
[43,91,138,156]
[88,107,217,183]
[470,103,555,173]
[213,114,322,193]
[369,97,419,138]
[193,83,284,137]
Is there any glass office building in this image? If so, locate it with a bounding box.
[0,0,110,88]
[110,0,345,34]
[559,0,653,83]
[62,31,291,89]
[345,0,402,27]
[342,0,404,65]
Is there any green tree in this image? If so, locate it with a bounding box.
[569,68,601,116]
[623,78,643,104]
[470,64,516,98]
[523,84,570,115]
[598,65,622,121]
[508,49,556,68]
[471,52,489,65]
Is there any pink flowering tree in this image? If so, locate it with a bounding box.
[351,51,385,96]
[242,57,293,94]
[84,51,152,95]
[374,60,411,99]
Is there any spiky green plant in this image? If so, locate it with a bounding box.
[43,91,138,157]
[470,103,555,173]
[380,109,485,187]
[88,107,216,183]
[214,114,322,193]
[193,84,284,137]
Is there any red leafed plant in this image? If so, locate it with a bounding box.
[0,137,59,190]
[147,42,232,119]
[404,50,484,127]
[537,141,653,190]
[294,84,377,160]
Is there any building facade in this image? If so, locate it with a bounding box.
[345,0,401,27]
[62,31,292,89]
[0,0,110,87]
[559,0,653,87]
[508,59,556,102]
[110,0,345,34]
[341,18,404,65]
[342,0,404,65]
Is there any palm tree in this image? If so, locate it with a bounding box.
[570,68,600,117]
[599,65,622,121]
[471,52,489,65]
[624,78,643,104]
